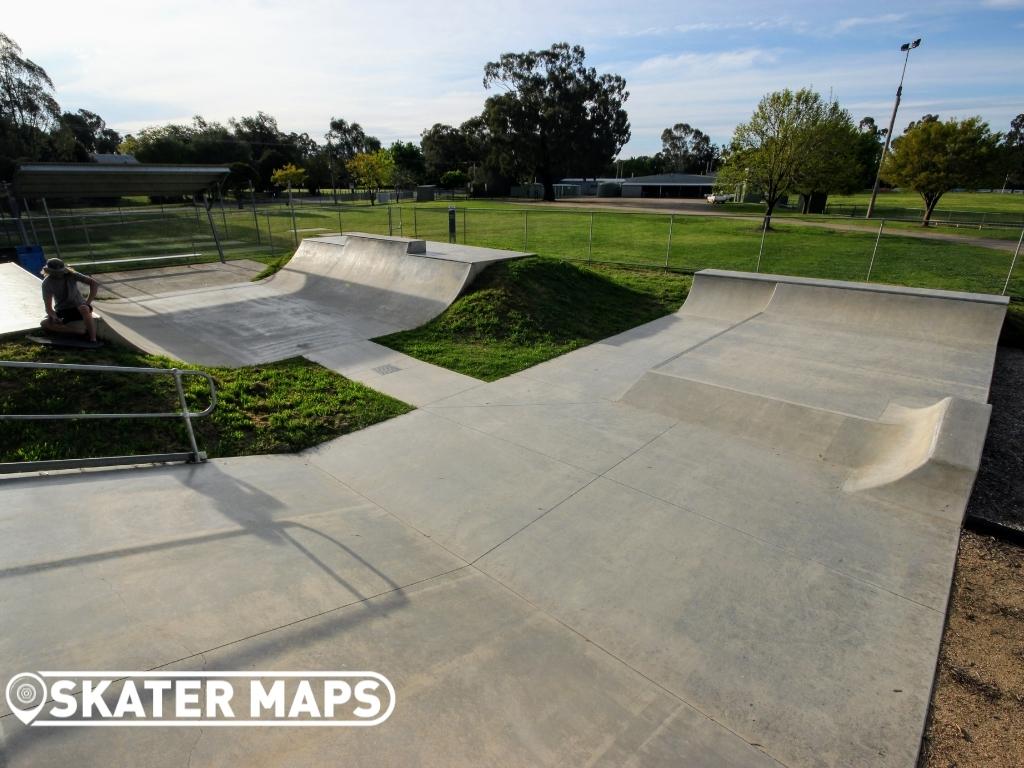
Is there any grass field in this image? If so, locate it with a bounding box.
[5,195,1022,295]
[377,257,691,380]
[0,341,411,463]
[828,190,1024,214]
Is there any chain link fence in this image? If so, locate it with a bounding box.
[2,201,1021,297]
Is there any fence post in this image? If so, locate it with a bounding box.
[22,199,40,245]
[40,197,61,258]
[524,210,529,251]
[388,206,393,236]
[413,207,417,237]
[265,212,274,252]
[249,183,261,246]
[337,205,343,235]
[756,220,767,273]
[1002,227,1024,296]
[462,208,467,244]
[81,215,94,258]
[664,214,675,268]
[866,219,885,282]
[588,212,595,262]
[287,182,298,248]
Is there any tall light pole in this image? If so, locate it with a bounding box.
[866,38,921,219]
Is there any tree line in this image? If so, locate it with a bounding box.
[2,30,1022,216]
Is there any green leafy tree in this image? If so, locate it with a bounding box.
[439,169,468,189]
[659,123,719,173]
[346,149,394,204]
[482,42,630,201]
[60,109,120,154]
[717,88,851,228]
[883,116,1000,224]
[270,162,308,190]
[0,32,61,176]
[790,102,863,212]
[389,140,425,188]
[1001,113,1024,189]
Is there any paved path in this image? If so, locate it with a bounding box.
[0,271,1006,767]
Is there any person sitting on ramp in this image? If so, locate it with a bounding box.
[40,258,101,344]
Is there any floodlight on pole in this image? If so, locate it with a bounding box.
[865,38,921,219]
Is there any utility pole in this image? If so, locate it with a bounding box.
[866,38,921,219]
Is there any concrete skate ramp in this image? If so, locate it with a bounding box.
[0,262,43,339]
[97,234,529,366]
[624,269,1007,521]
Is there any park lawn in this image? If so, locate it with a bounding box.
[828,190,1024,215]
[0,340,411,463]
[375,257,691,381]
[32,196,1022,296]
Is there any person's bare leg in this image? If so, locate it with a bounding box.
[40,317,74,334]
[79,304,97,342]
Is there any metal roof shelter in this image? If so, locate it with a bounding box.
[621,173,717,199]
[5,162,231,262]
[12,162,229,198]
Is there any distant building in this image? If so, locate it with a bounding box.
[89,153,139,165]
[558,173,717,199]
[619,173,716,199]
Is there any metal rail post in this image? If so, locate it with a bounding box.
[664,214,674,268]
[866,219,885,282]
[22,199,40,244]
[288,182,298,248]
[1002,228,1024,296]
[524,211,529,250]
[173,368,202,462]
[756,221,767,273]
[204,198,226,263]
[250,183,261,246]
[588,212,595,262]
[40,197,61,258]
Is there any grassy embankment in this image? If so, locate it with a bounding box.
[0,342,411,463]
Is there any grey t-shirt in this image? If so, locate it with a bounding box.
[42,272,90,312]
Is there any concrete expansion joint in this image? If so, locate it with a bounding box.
[470,561,792,768]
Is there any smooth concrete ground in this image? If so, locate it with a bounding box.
[96,259,266,300]
[0,265,1008,767]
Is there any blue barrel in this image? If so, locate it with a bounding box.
[15,245,45,276]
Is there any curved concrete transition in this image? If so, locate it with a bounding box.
[0,268,1009,768]
[97,233,530,367]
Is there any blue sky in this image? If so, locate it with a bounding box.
[5,0,1023,156]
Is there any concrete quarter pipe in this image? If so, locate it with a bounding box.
[96,233,531,366]
[0,255,1009,767]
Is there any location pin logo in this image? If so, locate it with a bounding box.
[5,673,47,725]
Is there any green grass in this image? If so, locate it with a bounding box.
[375,257,691,380]
[7,194,1021,295]
[0,340,411,463]
[828,190,1024,215]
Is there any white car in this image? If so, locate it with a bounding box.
[705,193,735,204]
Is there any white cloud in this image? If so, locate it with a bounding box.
[834,13,908,32]
[2,0,1021,159]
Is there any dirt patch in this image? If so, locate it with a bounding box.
[919,530,1024,767]
[966,346,1024,532]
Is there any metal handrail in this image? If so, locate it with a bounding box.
[0,361,217,471]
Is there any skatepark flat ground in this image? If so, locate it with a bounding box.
[0,262,1008,766]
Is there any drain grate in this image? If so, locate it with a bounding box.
[373,363,402,375]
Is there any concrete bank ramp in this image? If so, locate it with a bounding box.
[624,269,1008,521]
[97,234,529,366]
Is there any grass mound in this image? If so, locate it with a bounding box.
[376,257,691,380]
[0,340,411,464]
